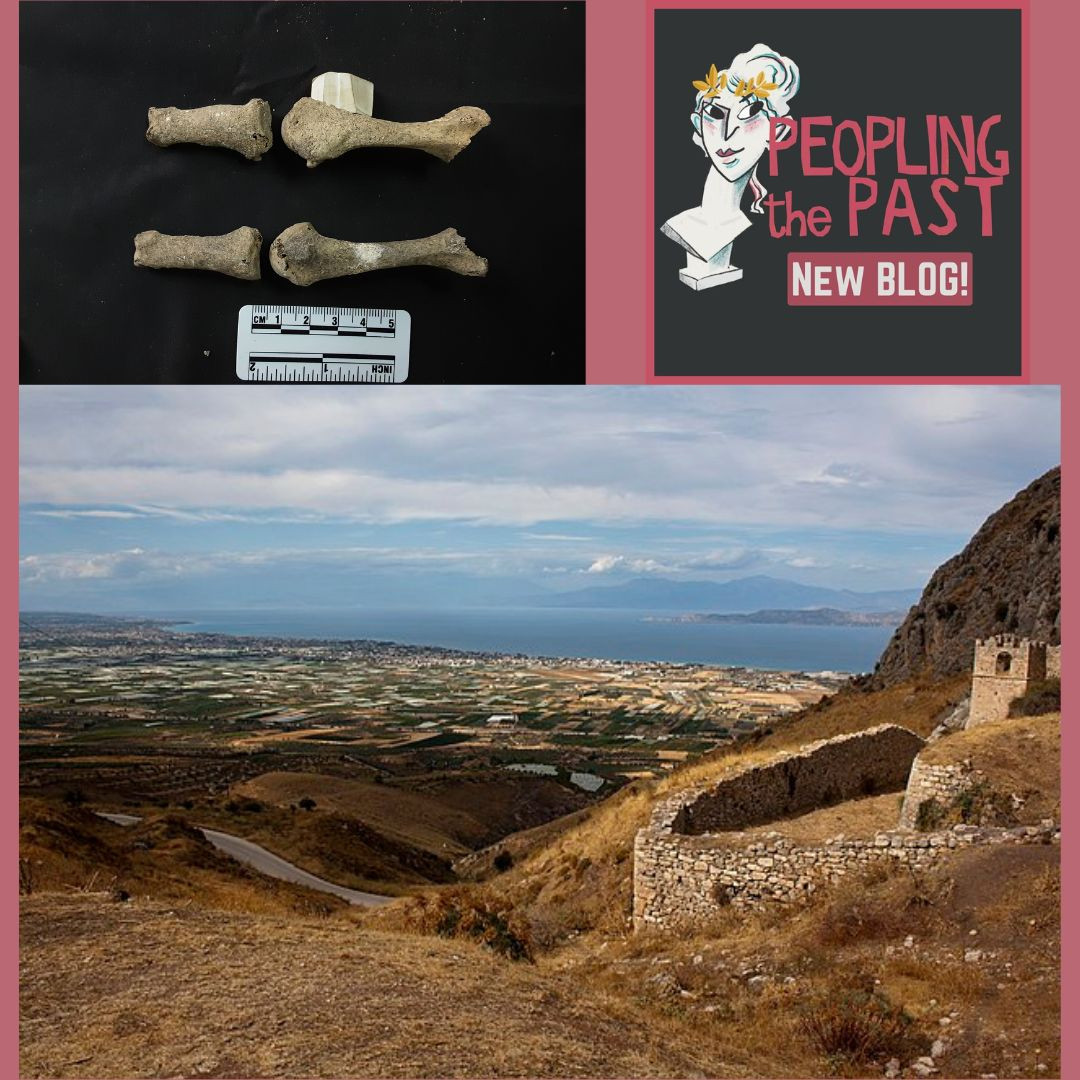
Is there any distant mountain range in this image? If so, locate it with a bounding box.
[649,608,905,627]
[538,575,921,613]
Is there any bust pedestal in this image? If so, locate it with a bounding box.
[661,204,751,291]
[678,253,743,290]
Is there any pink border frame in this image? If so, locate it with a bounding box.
[583,0,1080,387]
[8,4,1074,1080]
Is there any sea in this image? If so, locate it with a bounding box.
[156,607,895,674]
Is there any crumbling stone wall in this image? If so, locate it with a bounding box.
[632,720,1060,929]
[672,725,925,836]
[898,759,976,829]
[633,822,1058,928]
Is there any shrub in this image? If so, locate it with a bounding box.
[952,779,1015,826]
[390,887,534,962]
[298,797,317,811]
[493,850,514,873]
[62,788,87,807]
[1008,678,1060,718]
[710,880,732,907]
[800,989,913,1066]
[813,864,945,947]
[915,797,946,832]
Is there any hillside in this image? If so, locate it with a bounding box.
[18,799,346,916]
[230,771,587,858]
[217,771,591,891]
[19,894,715,1079]
[871,467,1060,687]
[917,712,1061,826]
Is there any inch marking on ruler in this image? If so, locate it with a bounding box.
[236,305,411,383]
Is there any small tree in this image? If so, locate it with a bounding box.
[299,797,317,811]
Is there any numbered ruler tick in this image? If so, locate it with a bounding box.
[235,305,411,383]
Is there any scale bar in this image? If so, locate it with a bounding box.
[237,305,410,383]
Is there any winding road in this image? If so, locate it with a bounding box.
[96,812,392,906]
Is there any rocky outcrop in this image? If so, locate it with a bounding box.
[870,467,1060,688]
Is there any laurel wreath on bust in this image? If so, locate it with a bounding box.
[692,65,779,100]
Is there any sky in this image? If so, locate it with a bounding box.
[18,385,1060,612]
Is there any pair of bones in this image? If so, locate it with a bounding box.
[133,224,487,284]
[136,74,489,282]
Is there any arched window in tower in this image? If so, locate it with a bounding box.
[995,651,1012,674]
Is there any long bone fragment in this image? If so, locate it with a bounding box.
[133,227,263,280]
[281,73,489,167]
[146,99,273,160]
[269,222,487,285]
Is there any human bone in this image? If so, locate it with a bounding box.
[133,227,263,280]
[269,222,487,285]
[145,99,273,161]
[281,85,490,166]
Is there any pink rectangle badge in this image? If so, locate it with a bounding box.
[787,252,973,306]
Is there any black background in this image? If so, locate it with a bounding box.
[654,8,1021,377]
[20,1,584,384]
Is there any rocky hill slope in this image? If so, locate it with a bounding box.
[870,466,1060,688]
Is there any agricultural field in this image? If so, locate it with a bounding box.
[20,613,840,806]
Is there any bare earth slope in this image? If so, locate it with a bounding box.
[871,466,1060,687]
[19,895,710,1080]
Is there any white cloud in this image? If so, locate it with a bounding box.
[587,554,623,574]
[28,509,143,520]
[17,386,1059,535]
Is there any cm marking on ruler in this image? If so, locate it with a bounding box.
[235,305,411,382]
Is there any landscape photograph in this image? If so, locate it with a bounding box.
[18,385,1061,1079]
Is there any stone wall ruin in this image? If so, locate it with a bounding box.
[670,725,925,836]
[632,720,1060,929]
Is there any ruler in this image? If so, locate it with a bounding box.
[235,305,411,383]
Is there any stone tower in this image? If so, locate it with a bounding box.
[968,636,1047,728]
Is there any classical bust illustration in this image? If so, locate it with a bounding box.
[661,44,800,290]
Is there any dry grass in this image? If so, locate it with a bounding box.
[713,791,903,846]
[364,885,535,961]
[19,893,724,1079]
[799,989,916,1068]
[758,673,972,746]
